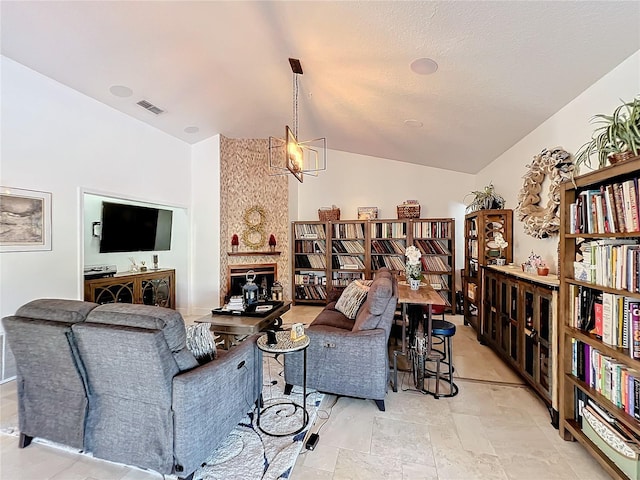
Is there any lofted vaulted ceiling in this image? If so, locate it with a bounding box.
[2,1,639,174]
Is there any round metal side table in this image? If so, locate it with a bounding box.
[256,330,310,437]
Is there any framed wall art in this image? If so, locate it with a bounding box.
[0,187,52,252]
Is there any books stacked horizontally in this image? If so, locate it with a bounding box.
[225,295,245,312]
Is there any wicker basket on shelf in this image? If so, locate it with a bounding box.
[318,207,340,221]
[397,204,420,219]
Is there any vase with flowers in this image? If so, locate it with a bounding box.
[405,245,422,290]
[268,234,276,252]
[522,251,548,276]
[231,234,239,253]
[494,233,508,266]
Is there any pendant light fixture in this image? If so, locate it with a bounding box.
[268,58,326,183]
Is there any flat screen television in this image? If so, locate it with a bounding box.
[99,201,173,253]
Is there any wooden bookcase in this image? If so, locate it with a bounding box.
[559,156,640,479]
[291,221,328,304]
[84,268,175,309]
[483,265,559,424]
[463,209,513,334]
[291,218,456,309]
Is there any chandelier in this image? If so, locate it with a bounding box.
[268,58,326,183]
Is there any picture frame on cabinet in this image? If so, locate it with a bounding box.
[0,186,52,252]
[357,207,378,220]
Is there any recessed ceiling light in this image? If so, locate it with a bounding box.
[109,85,133,97]
[410,58,438,75]
[404,119,423,128]
[184,126,199,134]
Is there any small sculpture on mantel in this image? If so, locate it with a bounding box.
[269,234,277,252]
[231,234,239,253]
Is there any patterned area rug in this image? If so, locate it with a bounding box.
[195,354,321,480]
[0,355,320,480]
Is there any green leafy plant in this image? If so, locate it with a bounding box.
[574,97,640,171]
[465,183,505,212]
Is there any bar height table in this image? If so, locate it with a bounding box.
[392,281,448,396]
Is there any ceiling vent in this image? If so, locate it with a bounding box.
[136,100,165,115]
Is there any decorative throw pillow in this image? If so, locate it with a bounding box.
[335,280,371,319]
[185,323,217,365]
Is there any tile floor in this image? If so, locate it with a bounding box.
[0,306,610,479]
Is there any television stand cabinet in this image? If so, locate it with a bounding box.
[84,268,175,309]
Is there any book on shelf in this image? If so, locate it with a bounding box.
[570,177,640,234]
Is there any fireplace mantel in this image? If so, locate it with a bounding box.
[227,251,281,256]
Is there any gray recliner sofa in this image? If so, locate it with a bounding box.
[2,299,99,450]
[284,268,398,411]
[72,303,262,479]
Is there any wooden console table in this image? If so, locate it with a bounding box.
[84,268,175,309]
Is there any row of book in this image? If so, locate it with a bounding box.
[332,240,365,254]
[294,240,326,254]
[294,273,326,286]
[412,221,451,239]
[370,222,407,239]
[421,256,451,272]
[294,223,326,239]
[415,239,450,255]
[570,179,640,234]
[371,255,405,271]
[574,239,640,293]
[332,272,364,286]
[423,274,449,290]
[371,239,405,254]
[572,340,640,417]
[332,223,365,239]
[294,254,327,269]
[332,255,365,270]
[294,285,327,301]
[568,284,640,354]
[436,290,451,306]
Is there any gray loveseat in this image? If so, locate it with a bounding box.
[283,268,398,410]
[3,300,262,480]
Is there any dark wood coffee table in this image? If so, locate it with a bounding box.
[196,301,291,349]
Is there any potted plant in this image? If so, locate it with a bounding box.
[522,252,548,276]
[465,183,506,212]
[494,233,508,266]
[231,234,239,253]
[574,96,640,172]
[268,234,276,252]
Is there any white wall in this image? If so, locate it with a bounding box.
[476,50,640,273]
[190,135,221,314]
[0,56,191,348]
[296,149,475,284]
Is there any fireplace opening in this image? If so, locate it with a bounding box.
[227,263,277,302]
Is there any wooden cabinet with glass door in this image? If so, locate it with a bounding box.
[482,265,559,423]
[463,209,513,334]
[84,268,175,309]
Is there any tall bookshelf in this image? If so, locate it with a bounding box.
[291,221,328,304]
[463,209,513,334]
[292,218,456,310]
[330,220,367,295]
[411,218,455,310]
[559,156,640,479]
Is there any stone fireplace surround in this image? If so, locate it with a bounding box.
[219,136,290,304]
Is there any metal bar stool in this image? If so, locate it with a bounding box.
[423,305,459,398]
